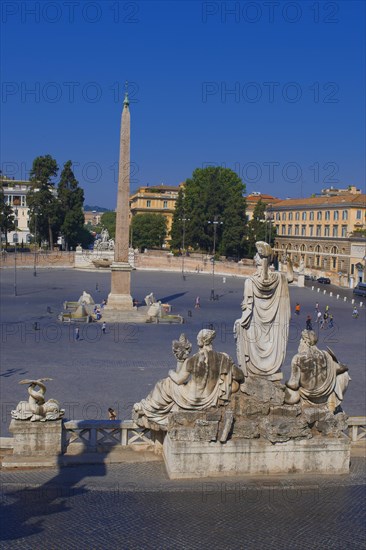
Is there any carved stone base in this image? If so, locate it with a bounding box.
[9,419,63,457]
[163,433,351,479]
[105,293,134,311]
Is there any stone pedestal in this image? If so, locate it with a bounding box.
[163,433,350,479]
[5,419,63,468]
[106,262,133,310]
[298,274,305,287]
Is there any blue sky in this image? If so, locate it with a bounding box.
[1,0,365,208]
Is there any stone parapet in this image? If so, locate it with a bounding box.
[163,433,351,478]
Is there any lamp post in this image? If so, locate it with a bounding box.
[208,216,223,300]
[179,217,190,280]
[14,232,18,296]
[33,210,38,277]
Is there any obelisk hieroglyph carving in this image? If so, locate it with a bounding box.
[106,87,134,310]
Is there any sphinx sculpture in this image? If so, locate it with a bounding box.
[234,241,294,380]
[11,378,65,422]
[285,330,350,412]
[133,330,244,429]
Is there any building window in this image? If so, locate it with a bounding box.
[356,210,362,220]
[316,225,322,236]
[325,210,330,220]
[309,225,314,236]
[332,226,338,237]
[342,210,348,220]
[301,225,306,236]
[295,225,299,236]
[163,200,168,208]
[21,196,26,207]
[282,212,286,221]
[341,225,347,237]
[276,213,280,221]
[146,200,151,207]
[324,225,330,236]
[288,225,292,236]
[317,211,322,220]
[281,225,286,234]
[351,264,354,275]
[276,224,280,233]
[309,211,314,220]
[302,212,307,221]
[334,210,339,221]
[295,212,300,220]
[288,212,293,220]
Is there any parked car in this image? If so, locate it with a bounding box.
[317,277,331,284]
[353,282,366,297]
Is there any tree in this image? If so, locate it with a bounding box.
[0,186,15,246]
[244,199,276,258]
[170,187,186,250]
[170,167,247,256]
[100,211,116,238]
[58,161,85,249]
[27,155,59,248]
[131,213,167,250]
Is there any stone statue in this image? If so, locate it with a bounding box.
[234,241,293,380]
[101,227,110,242]
[133,330,244,429]
[78,290,94,305]
[11,378,65,421]
[285,330,350,412]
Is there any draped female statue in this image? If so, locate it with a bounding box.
[234,241,293,380]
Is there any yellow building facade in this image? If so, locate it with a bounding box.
[268,192,366,286]
[129,184,181,243]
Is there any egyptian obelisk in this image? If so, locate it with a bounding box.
[106,88,133,310]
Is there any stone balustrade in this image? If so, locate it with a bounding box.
[1,416,364,455]
[347,416,366,443]
[62,419,152,453]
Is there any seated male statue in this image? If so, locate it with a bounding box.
[133,330,244,429]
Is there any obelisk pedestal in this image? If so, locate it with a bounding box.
[106,88,134,311]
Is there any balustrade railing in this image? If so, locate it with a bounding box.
[62,419,151,453]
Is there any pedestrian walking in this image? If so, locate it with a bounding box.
[323,311,329,327]
[325,305,329,313]
[75,327,80,341]
[96,283,99,292]
[316,310,322,324]
[102,321,106,334]
[315,302,319,312]
[306,315,312,330]
[295,303,301,315]
[195,296,201,309]
[328,314,334,328]
[108,408,117,420]
[352,306,359,319]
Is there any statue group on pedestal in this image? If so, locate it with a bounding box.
[133,241,350,439]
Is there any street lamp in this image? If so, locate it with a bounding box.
[33,210,38,277]
[14,232,18,296]
[179,217,190,280]
[207,216,223,300]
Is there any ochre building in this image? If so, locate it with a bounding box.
[268,191,366,286]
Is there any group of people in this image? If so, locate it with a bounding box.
[297,302,335,331]
[314,303,334,329]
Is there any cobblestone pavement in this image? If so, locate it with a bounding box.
[1,269,365,438]
[1,457,365,549]
[1,270,366,548]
